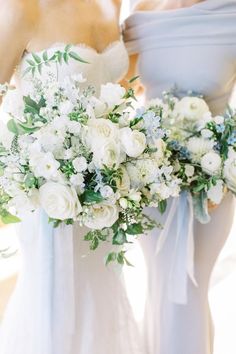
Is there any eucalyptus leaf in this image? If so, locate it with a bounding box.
[69,51,89,64]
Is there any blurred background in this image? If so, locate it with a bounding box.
[1,2,236,354]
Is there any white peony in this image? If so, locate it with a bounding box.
[201,152,222,176]
[92,141,123,169]
[120,127,146,158]
[174,97,210,121]
[84,202,119,230]
[39,182,82,220]
[99,83,126,109]
[127,159,158,187]
[224,149,236,192]
[29,152,60,179]
[207,180,224,205]
[9,189,40,215]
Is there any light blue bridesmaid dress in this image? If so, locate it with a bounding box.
[124,1,236,353]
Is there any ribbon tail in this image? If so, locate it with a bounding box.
[155,198,179,254]
[186,194,198,287]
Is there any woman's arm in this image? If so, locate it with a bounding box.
[0,0,38,84]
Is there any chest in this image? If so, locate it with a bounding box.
[138,45,236,97]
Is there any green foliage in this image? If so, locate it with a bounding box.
[80,190,104,204]
[23,45,89,77]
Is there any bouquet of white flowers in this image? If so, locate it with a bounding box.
[0,53,181,264]
[147,92,236,223]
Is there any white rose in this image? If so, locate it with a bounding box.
[84,202,119,230]
[92,141,122,169]
[72,157,88,172]
[120,127,146,158]
[224,152,236,192]
[201,152,222,176]
[99,83,126,109]
[39,182,82,220]
[174,97,210,121]
[85,118,118,149]
[207,180,224,205]
[29,152,60,180]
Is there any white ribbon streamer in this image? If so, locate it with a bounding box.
[156,192,198,304]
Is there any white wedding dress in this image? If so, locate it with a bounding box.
[0,41,144,354]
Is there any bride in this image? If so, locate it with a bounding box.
[0,1,144,354]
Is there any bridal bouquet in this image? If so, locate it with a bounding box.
[147,92,236,223]
[0,70,181,263]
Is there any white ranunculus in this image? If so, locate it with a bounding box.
[187,137,215,160]
[213,115,224,125]
[99,83,126,109]
[201,152,222,176]
[120,127,146,158]
[174,97,210,121]
[100,185,114,199]
[84,202,119,230]
[92,141,122,169]
[201,129,213,139]
[224,150,236,192]
[39,182,82,220]
[115,166,130,194]
[30,152,60,179]
[85,118,119,149]
[72,156,88,173]
[207,180,224,205]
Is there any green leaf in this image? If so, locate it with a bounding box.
[26,59,35,66]
[158,200,167,214]
[32,53,41,64]
[42,51,48,61]
[90,236,99,251]
[23,67,33,77]
[80,190,104,204]
[65,44,72,52]
[128,75,139,84]
[84,231,94,241]
[105,252,117,265]
[1,212,21,224]
[192,191,211,224]
[7,119,19,135]
[126,223,143,235]
[69,51,89,64]
[113,229,127,245]
[63,52,69,64]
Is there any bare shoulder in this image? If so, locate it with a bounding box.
[0,0,39,30]
[134,0,160,11]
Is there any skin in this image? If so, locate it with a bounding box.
[0,0,122,85]
[126,0,220,211]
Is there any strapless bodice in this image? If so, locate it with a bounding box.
[124,0,236,114]
[14,41,129,95]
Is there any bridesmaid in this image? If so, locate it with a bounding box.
[124,0,236,353]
